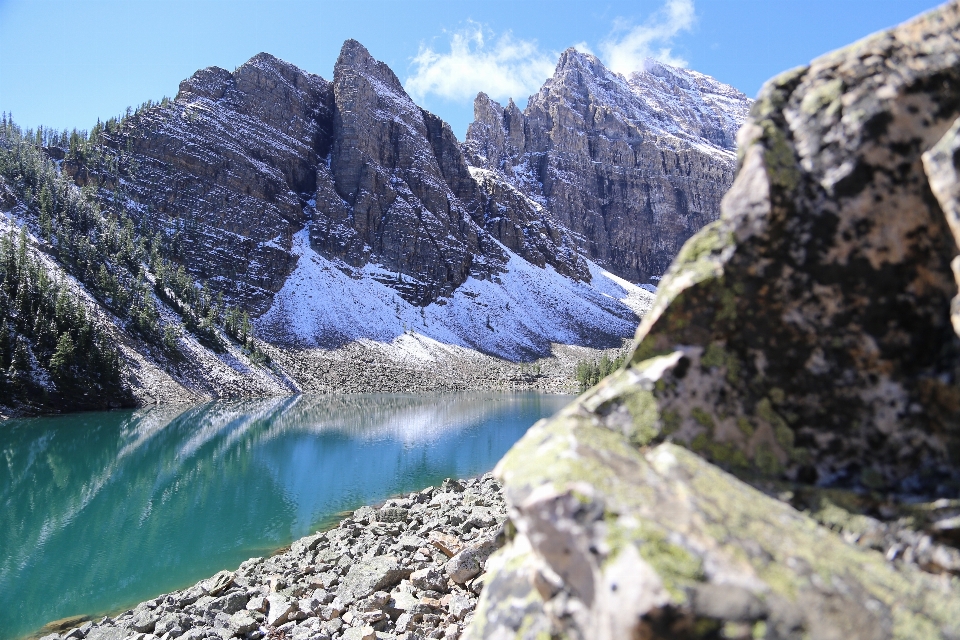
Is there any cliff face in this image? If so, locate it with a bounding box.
[50,42,653,359]
[74,42,591,320]
[464,51,751,284]
[311,40,590,304]
[74,53,331,315]
[467,4,960,639]
[314,40,487,305]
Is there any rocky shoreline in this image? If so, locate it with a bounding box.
[37,475,508,640]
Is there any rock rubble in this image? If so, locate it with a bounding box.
[41,476,507,640]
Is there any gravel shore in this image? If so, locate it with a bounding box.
[38,476,507,640]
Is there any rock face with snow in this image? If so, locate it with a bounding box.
[463,51,751,284]
[78,41,592,322]
[465,5,960,639]
[72,52,332,315]
[59,41,684,358]
[311,40,587,307]
[46,36,753,372]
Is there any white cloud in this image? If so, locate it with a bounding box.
[599,0,696,74]
[405,23,557,103]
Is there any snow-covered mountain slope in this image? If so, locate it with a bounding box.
[257,229,651,360]
[463,49,752,285]
[0,204,294,415]
[626,58,751,152]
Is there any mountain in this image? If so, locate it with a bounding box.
[0,41,748,414]
[463,50,751,283]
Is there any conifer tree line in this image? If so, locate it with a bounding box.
[0,111,268,410]
[575,352,627,391]
[0,226,127,409]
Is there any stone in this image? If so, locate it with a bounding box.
[128,611,158,634]
[378,506,409,523]
[410,567,448,593]
[318,604,341,621]
[396,534,425,551]
[229,611,259,635]
[339,555,411,604]
[290,619,322,640]
[341,626,376,640]
[209,591,248,615]
[440,479,465,493]
[395,613,414,634]
[469,438,960,639]
[444,537,499,585]
[314,570,339,589]
[204,571,235,597]
[446,593,474,621]
[388,590,420,616]
[245,595,267,613]
[463,508,497,531]
[265,594,297,626]
[153,614,191,639]
[290,533,324,557]
[321,618,342,635]
[428,532,462,558]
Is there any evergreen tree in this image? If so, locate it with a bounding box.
[49,332,75,381]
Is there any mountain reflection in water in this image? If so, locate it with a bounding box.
[0,392,572,640]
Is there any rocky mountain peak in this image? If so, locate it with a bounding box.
[176,66,234,102]
[463,49,752,285]
[554,46,606,78]
[626,59,750,152]
[334,39,406,96]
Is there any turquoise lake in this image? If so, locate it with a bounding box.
[0,392,572,640]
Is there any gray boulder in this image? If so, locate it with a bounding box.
[127,610,158,634]
[445,536,499,585]
[228,611,258,635]
[154,613,191,638]
[338,555,411,604]
[265,594,297,626]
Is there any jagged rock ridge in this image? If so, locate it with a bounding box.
[77,42,591,318]
[463,50,752,284]
[60,41,706,359]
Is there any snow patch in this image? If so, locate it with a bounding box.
[257,229,654,360]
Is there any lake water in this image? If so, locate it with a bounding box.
[0,392,572,640]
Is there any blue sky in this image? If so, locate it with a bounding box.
[0,0,945,139]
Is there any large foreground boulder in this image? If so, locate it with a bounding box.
[464,3,960,639]
[614,0,960,494]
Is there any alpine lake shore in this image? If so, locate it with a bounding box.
[33,475,508,640]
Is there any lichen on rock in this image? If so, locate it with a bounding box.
[617,0,960,494]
